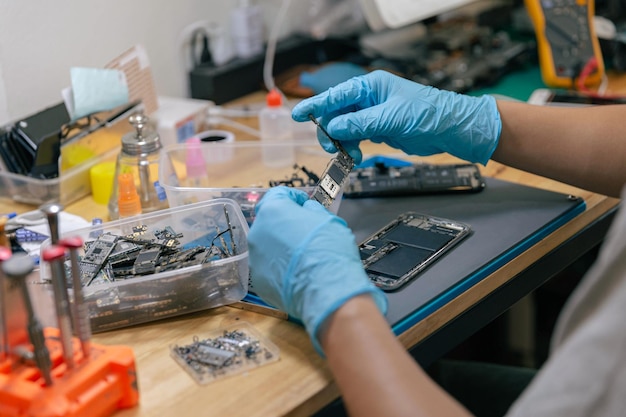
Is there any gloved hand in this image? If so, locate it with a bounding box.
[292,70,502,165]
[248,186,387,355]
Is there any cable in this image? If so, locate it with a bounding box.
[206,115,261,138]
[575,56,624,99]
[177,20,212,96]
[263,0,292,105]
[209,104,262,118]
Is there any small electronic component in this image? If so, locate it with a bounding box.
[360,212,471,290]
[344,162,485,198]
[308,114,355,208]
[170,323,280,385]
[80,233,119,285]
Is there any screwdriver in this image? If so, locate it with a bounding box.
[40,203,76,369]
[3,253,53,386]
[39,202,64,244]
[59,236,91,359]
[0,246,11,360]
[42,245,75,370]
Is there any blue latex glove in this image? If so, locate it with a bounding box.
[292,70,502,166]
[248,187,387,355]
[299,62,368,94]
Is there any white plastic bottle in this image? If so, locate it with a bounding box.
[259,89,295,168]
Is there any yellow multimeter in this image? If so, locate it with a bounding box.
[525,0,604,88]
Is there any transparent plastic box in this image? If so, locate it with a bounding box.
[0,148,119,206]
[0,103,137,206]
[159,140,341,224]
[39,198,249,332]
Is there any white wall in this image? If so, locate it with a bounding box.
[0,0,312,124]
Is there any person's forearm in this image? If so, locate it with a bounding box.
[320,295,473,417]
[492,100,626,198]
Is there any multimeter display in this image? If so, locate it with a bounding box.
[525,0,604,88]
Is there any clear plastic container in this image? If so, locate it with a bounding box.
[158,140,342,224]
[258,89,295,168]
[0,102,136,206]
[0,148,119,205]
[39,198,249,332]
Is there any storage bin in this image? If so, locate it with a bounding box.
[159,140,341,224]
[40,198,249,332]
[0,105,134,205]
[0,148,119,206]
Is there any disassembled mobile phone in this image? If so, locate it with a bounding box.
[359,212,471,291]
[308,114,355,208]
[525,0,603,88]
[344,162,485,198]
[527,88,626,107]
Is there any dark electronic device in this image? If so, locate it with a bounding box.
[359,212,471,291]
[0,103,70,178]
[344,163,485,198]
[528,88,626,106]
[525,0,604,88]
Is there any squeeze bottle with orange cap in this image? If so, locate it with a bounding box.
[258,89,295,167]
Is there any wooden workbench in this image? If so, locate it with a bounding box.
[1,84,622,416]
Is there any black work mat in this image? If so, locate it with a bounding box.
[338,177,585,333]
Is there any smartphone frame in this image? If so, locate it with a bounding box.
[359,212,471,291]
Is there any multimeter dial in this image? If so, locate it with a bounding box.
[526,0,604,88]
[542,0,595,79]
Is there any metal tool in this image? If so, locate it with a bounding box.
[0,246,12,360]
[42,245,74,370]
[308,114,349,155]
[59,236,91,359]
[2,253,53,385]
[39,202,64,244]
[307,114,355,208]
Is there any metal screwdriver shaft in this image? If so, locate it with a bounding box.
[0,247,12,360]
[39,202,64,244]
[59,236,91,359]
[40,202,76,368]
[3,253,53,386]
[42,246,75,370]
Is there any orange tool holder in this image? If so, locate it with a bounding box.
[0,328,138,417]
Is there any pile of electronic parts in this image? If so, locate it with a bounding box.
[362,18,537,94]
[38,203,247,333]
[170,324,280,384]
[78,223,237,287]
